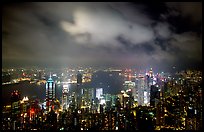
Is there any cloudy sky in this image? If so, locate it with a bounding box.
[2,2,202,71]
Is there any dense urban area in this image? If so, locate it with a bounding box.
[2,67,202,130]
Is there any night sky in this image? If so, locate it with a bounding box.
[2,2,202,71]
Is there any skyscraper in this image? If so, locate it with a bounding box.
[11,90,21,130]
[123,81,136,101]
[62,82,69,111]
[46,75,56,112]
[76,71,82,109]
[137,74,150,106]
[150,85,160,107]
[77,71,82,86]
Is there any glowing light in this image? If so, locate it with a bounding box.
[30,109,34,114]
[23,96,29,101]
[52,74,57,76]
[100,99,106,104]
[121,90,125,93]
[123,93,129,97]
[144,91,148,104]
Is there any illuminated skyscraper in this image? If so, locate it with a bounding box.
[137,74,150,106]
[62,82,69,111]
[136,68,154,106]
[137,75,144,106]
[46,75,56,112]
[81,88,95,112]
[76,71,82,109]
[123,81,136,101]
[149,68,153,78]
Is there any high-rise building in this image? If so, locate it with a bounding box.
[45,75,56,112]
[77,71,82,86]
[137,74,150,106]
[11,90,21,130]
[150,85,160,107]
[76,71,83,109]
[81,87,95,113]
[123,81,136,101]
[137,75,145,106]
[149,68,153,78]
[38,71,42,80]
[62,82,69,111]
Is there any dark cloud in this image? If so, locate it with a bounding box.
[164,2,202,33]
[166,2,202,24]
[2,2,202,72]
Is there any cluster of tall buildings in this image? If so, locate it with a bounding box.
[121,68,157,107]
[2,67,202,130]
[42,68,163,115]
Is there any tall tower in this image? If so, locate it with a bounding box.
[62,82,69,111]
[46,74,56,112]
[137,75,145,106]
[76,71,82,109]
[149,68,154,86]
[77,71,82,86]
[137,74,150,106]
[144,75,150,106]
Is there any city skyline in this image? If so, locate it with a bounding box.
[2,66,202,130]
[2,2,202,71]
